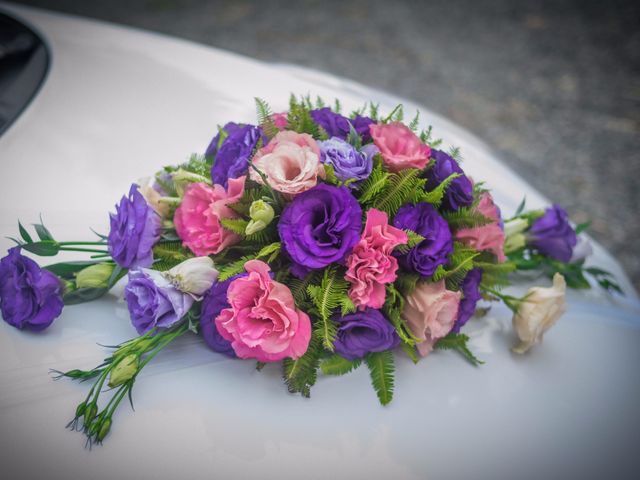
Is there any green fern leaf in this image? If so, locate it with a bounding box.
[434,332,484,366]
[151,242,193,271]
[414,172,461,207]
[442,207,493,230]
[220,218,249,235]
[408,110,420,132]
[374,168,424,216]
[320,355,362,376]
[282,332,323,397]
[255,97,278,139]
[394,229,425,255]
[357,158,390,204]
[365,351,395,406]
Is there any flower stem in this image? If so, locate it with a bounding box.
[59,247,110,254]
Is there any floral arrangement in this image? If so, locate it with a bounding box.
[0,96,620,446]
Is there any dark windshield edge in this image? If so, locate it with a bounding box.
[0,8,51,138]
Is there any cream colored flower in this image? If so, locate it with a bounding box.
[162,256,219,297]
[138,180,170,218]
[512,273,567,354]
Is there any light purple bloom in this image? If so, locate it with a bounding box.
[124,269,193,335]
[108,184,161,269]
[0,248,63,331]
[319,137,374,183]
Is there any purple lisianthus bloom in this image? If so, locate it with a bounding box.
[333,309,399,360]
[0,248,63,331]
[352,115,375,143]
[207,122,265,188]
[528,205,577,262]
[279,184,362,272]
[425,149,474,211]
[199,275,247,357]
[319,137,374,183]
[311,107,352,139]
[393,202,453,277]
[124,269,193,335]
[108,184,161,270]
[452,268,483,333]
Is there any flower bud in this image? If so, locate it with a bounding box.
[503,217,529,237]
[75,263,115,289]
[108,354,139,388]
[246,200,275,235]
[84,403,98,425]
[172,169,211,196]
[504,233,526,254]
[75,402,86,418]
[97,418,112,442]
[163,256,219,296]
[138,183,170,218]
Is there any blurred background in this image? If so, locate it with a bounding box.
[12,0,640,290]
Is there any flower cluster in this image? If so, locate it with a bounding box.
[0,96,616,445]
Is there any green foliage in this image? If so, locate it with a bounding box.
[282,331,323,397]
[434,333,484,366]
[394,230,425,255]
[365,351,395,406]
[320,355,362,376]
[220,218,249,235]
[323,164,340,186]
[432,242,480,290]
[383,284,421,346]
[415,173,461,207]
[289,272,320,307]
[442,207,493,230]
[217,242,281,281]
[255,97,279,138]
[408,110,420,132]
[152,242,193,271]
[382,104,404,123]
[287,94,321,138]
[394,271,420,297]
[575,221,590,235]
[373,168,424,216]
[168,154,210,178]
[357,157,390,204]
[369,102,380,121]
[419,125,442,148]
[448,146,463,163]
[476,259,516,290]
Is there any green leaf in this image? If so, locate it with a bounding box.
[44,260,104,279]
[394,230,425,255]
[374,168,424,216]
[320,355,362,376]
[357,158,390,205]
[220,218,250,235]
[401,342,419,364]
[21,241,60,256]
[33,222,54,241]
[216,242,281,281]
[442,207,494,230]
[408,110,420,132]
[434,333,484,366]
[152,242,193,271]
[365,351,395,406]
[18,222,33,243]
[63,287,109,306]
[416,172,461,207]
[323,164,340,186]
[514,196,527,216]
[255,97,278,138]
[282,332,323,397]
[575,221,590,235]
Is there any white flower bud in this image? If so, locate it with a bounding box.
[512,273,567,354]
[137,177,170,218]
[163,256,218,296]
[75,263,115,289]
[504,233,526,254]
[245,200,275,235]
[503,217,529,237]
[171,169,210,196]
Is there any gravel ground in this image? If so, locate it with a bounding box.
[13,0,640,290]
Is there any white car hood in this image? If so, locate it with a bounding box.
[0,4,639,480]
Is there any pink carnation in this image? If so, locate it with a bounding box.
[271,112,288,129]
[369,122,431,172]
[455,192,506,262]
[173,176,245,256]
[250,130,324,196]
[403,280,461,357]
[215,260,311,362]
[345,209,408,309]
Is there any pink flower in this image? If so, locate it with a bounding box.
[403,280,461,357]
[271,112,288,129]
[250,130,324,196]
[345,209,408,309]
[455,192,506,262]
[369,122,431,172]
[173,176,245,256]
[215,260,312,362]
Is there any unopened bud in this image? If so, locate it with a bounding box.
[162,256,219,296]
[108,354,139,388]
[503,217,529,237]
[84,403,98,425]
[504,233,526,254]
[172,169,210,196]
[75,263,115,289]
[97,418,112,442]
[246,200,275,235]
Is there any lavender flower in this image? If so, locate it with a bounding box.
[319,137,374,183]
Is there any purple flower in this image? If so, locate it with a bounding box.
[529,205,577,262]
[393,202,453,277]
[108,184,161,269]
[0,248,63,331]
[333,309,399,360]
[426,150,474,211]
[124,269,193,335]
[352,115,375,143]
[319,137,374,183]
[452,268,483,333]
[200,276,246,357]
[278,184,362,271]
[207,122,265,188]
[311,108,352,139]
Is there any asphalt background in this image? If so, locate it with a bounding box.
[14,0,640,290]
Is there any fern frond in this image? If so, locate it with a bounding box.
[382,104,403,123]
[365,351,395,406]
[216,242,281,281]
[152,242,193,271]
[408,110,420,132]
[287,94,321,138]
[448,146,463,163]
[434,333,484,366]
[374,168,424,216]
[395,230,425,255]
[415,172,461,207]
[383,284,421,346]
[220,218,249,235]
[442,207,493,230]
[282,332,323,397]
[369,102,380,121]
[320,355,362,376]
[255,97,278,139]
[357,159,389,204]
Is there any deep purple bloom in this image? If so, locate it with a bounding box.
[319,137,374,183]
[0,248,63,331]
[278,184,362,271]
[452,268,483,333]
[199,275,246,357]
[352,115,375,143]
[529,205,577,262]
[108,184,161,269]
[393,202,453,277]
[124,269,193,335]
[426,149,474,211]
[311,108,352,139]
[333,309,399,360]
[207,122,265,188]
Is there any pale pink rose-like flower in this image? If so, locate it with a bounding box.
[369,122,431,172]
[271,112,288,129]
[215,260,312,362]
[455,192,506,262]
[345,209,408,309]
[402,280,461,357]
[250,130,324,197]
[173,176,245,256]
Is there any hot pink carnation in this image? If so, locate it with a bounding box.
[345,209,408,309]
[403,280,461,357]
[250,130,324,196]
[369,122,431,172]
[455,192,506,262]
[173,176,245,256]
[215,260,312,362]
[271,112,288,129]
